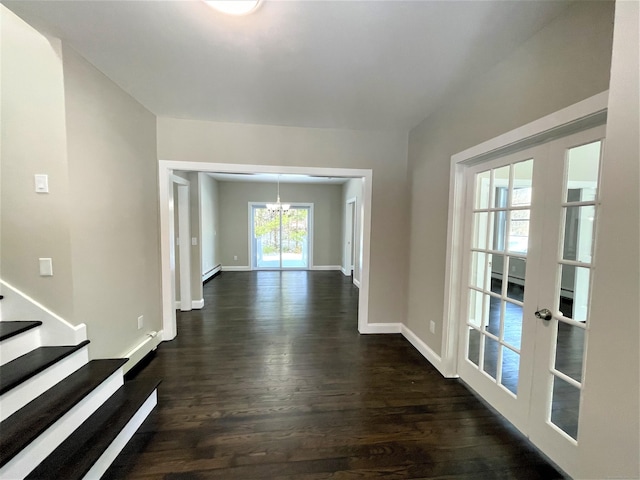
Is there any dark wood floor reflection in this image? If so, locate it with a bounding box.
[105,271,564,479]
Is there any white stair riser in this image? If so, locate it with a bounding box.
[1,328,41,366]
[83,390,158,480]
[0,347,89,422]
[0,369,125,480]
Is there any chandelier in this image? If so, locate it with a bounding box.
[266,176,290,212]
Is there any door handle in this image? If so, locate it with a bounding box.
[535,308,553,321]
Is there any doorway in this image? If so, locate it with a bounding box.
[457,125,605,469]
[250,203,312,269]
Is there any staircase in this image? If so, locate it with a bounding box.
[0,311,160,478]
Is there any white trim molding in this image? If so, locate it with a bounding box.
[353,278,361,288]
[310,265,342,271]
[159,161,373,341]
[441,91,608,378]
[359,323,402,334]
[400,325,453,378]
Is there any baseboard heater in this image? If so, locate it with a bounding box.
[202,265,222,283]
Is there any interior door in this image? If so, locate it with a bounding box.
[457,125,606,464]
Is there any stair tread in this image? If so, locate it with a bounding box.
[0,358,128,468]
[0,340,90,395]
[27,377,161,480]
[0,321,42,342]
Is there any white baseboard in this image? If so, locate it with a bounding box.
[192,298,204,309]
[0,279,87,345]
[202,265,221,282]
[174,299,204,310]
[222,266,251,271]
[0,368,124,480]
[359,323,402,334]
[310,265,342,271]
[122,330,163,375]
[353,278,361,288]
[83,389,158,480]
[341,267,348,275]
[401,324,455,378]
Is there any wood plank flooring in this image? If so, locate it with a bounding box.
[105,271,564,479]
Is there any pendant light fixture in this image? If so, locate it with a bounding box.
[266,175,290,212]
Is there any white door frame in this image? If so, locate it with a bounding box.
[159,162,373,340]
[344,197,357,277]
[169,175,192,313]
[440,91,608,379]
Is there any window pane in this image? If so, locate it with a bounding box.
[475,170,491,209]
[468,289,484,329]
[503,301,523,350]
[490,211,505,252]
[485,295,501,337]
[554,321,585,383]
[493,166,510,208]
[559,265,591,322]
[470,252,487,289]
[551,376,581,440]
[468,328,481,366]
[508,209,530,254]
[566,141,601,202]
[506,257,526,302]
[562,206,595,264]
[483,336,499,380]
[501,347,520,395]
[473,212,489,250]
[512,159,533,207]
[488,253,504,295]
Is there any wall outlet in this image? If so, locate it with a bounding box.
[39,258,53,276]
[234,255,238,261]
[429,320,436,334]
[191,237,197,246]
[137,315,144,330]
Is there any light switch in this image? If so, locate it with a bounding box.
[39,258,53,276]
[191,237,197,246]
[35,174,49,193]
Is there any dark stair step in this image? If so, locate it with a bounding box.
[0,358,128,468]
[27,377,161,480]
[0,340,90,395]
[0,321,42,342]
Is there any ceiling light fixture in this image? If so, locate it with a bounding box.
[205,0,262,16]
[266,176,290,212]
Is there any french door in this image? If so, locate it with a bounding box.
[457,125,605,466]
[251,204,311,269]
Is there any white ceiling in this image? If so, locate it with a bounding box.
[5,0,573,132]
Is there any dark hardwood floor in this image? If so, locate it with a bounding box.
[105,271,564,479]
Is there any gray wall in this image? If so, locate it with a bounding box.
[157,119,410,327]
[63,45,162,359]
[218,181,343,268]
[406,1,614,351]
[1,7,75,319]
[0,6,163,360]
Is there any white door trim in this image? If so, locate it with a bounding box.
[159,162,373,340]
[344,197,357,277]
[441,91,608,378]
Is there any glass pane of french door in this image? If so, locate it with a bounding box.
[465,157,533,398]
[252,205,310,269]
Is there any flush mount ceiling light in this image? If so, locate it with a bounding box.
[204,0,262,15]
